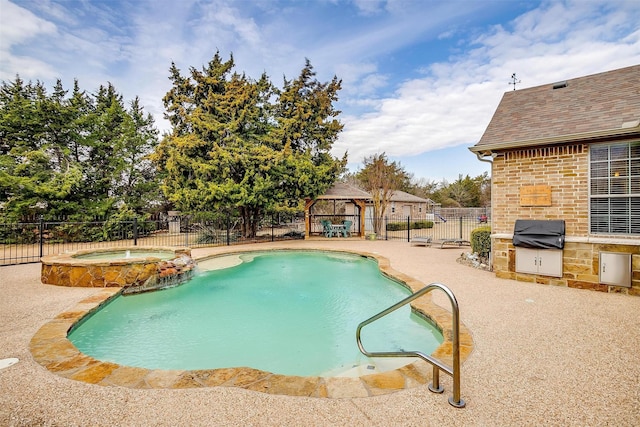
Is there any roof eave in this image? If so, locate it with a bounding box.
[470,125,640,156]
[314,195,370,200]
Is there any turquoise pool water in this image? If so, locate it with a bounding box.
[68,251,443,377]
[74,250,175,261]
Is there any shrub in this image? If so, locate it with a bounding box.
[411,220,434,229]
[52,222,104,243]
[471,226,491,258]
[102,208,138,241]
[386,220,434,231]
[282,230,304,239]
[386,222,407,231]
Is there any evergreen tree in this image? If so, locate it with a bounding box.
[113,98,161,212]
[0,77,70,218]
[0,76,160,220]
[415,172,491,208]
[154,52,346,237]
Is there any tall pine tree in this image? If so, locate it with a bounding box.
[154,52,346,237]
[0,76,160,220]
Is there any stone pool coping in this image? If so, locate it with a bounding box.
[40,246,192,289]
[29,247,473,398]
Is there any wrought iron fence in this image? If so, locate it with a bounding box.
[369,213,490,243]
[0,212,490,266]
[0,213,305,266]
[306,212,490,241]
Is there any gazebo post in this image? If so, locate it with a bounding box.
[304,199,314,240]
[354,199,366,238]
[304,184,373,238]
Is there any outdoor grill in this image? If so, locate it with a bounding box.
[512,219,565,249]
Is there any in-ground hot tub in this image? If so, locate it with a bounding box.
[41,246,195,294]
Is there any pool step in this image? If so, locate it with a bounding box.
[322,357,419,378]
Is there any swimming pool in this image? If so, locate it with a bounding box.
[68,251,443,377]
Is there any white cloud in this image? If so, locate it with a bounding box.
[352,0,385,15]
[333,62,389,98]
[334,0,640,163]
[0,0,58,80]
[2,0,639,176]
[0,0,56,44]
[29,0,77,25]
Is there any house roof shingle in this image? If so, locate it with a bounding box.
[471,65,640,154]
[314,182,372,200]
[388,190,434,204]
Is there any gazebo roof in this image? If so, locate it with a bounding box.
[314,182,372,200]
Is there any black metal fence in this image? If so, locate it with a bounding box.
[370,213,489,242]
[0,211,490,266]
[0,214,305,266]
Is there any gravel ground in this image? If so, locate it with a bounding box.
[1,239,639,426]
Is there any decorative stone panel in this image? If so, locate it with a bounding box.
[492,237,640,296]
[41,247,194,293]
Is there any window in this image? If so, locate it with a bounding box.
[589,141,640,234]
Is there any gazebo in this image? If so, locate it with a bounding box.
[304,183,371,238]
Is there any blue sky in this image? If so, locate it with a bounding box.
[1,0,639,183]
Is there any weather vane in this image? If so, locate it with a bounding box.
[509,73,521,91]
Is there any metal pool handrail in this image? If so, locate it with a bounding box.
[356,283,465,408]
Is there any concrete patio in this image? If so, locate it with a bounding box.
[1,239,638,426]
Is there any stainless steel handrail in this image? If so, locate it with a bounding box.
[356,283,465,408]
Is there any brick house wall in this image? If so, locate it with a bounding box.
[381,190,436,219]
[472,66,640,297]
[490,142,640,296]
[492,144,589,235]
[386,202,428,218]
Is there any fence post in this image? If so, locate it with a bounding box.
[184,216,189,247]
[271,214,275,242]
[459,217,463,239]
[385,216,388,240]
[226,214,230,246]
[39,215,44,258]
[407,216,411,242]
[133,217,138,246]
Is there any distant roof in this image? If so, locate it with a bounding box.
[312,183,435,204]
[389,190,434,204]
[314,182,372,200]
[471,65,640,155]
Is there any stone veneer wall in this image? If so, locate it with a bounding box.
[41,260,159,288]
[490,143,640,296]
[41,247,193,290]
[493,238,640,296]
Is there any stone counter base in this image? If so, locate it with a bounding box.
[492,238,640,296]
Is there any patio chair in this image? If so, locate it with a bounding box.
[432,238,471,248]
[341,220,352,237]
[410,236,432,246]
[320,220,333,237]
